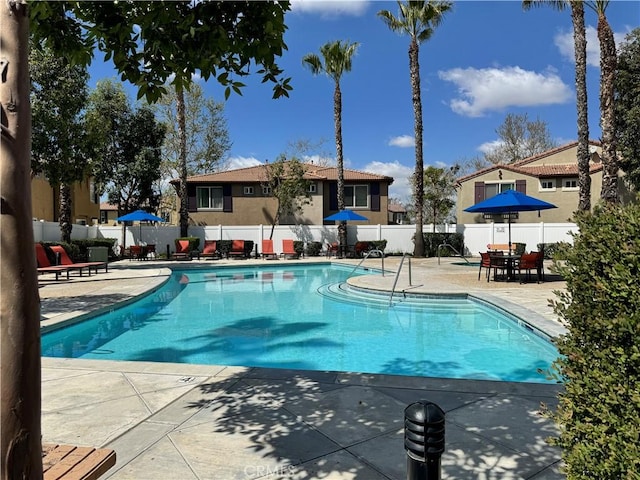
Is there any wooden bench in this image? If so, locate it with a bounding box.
[43,443,116,480]
[487,243,515,254]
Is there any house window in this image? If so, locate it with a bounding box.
[262,185,272,195]
[308,183,317,193]
[345,185,368,208]
[243,186,254,195]
[196,186,223,209]
[562,178,578,190]
[484,182,514,199]
[100,211,107,224]
[540,179,556,191]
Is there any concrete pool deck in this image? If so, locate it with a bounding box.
[39,256,567,479]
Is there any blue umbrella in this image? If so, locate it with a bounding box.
[464,190,556,250]
[115,209,164,222]
[324,209,368,222]
[115,210,164,248]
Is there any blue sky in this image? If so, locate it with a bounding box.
[89,0,639,202]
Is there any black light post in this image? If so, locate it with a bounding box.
[404,400,445,480]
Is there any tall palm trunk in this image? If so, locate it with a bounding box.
[0,1,43,477]
[572,1,591,211]
[59,183,73,243]
[177,87,189,236]
[410,38,425,257]
[334,81,347,249]
[597,12,618,203]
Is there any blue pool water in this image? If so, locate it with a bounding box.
[41,264,559,383]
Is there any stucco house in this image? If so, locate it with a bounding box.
[31,174,100,225]
[456,140,628,225]
[171,162,394,226]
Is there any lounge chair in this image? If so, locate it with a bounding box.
[261,239,278,260]
[35,243,73,280]
[50,245,108,274]
[281,239,299,259]
[172,240,192,260]
[201,240,220,260]
[228,239,247,259]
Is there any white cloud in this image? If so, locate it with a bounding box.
[555,25,632,68]
[438,66,572,117]
[290,0,369,17]
[477,140,504,155]
[388,135,415,148]
[362,160,413,202]
[226,156,262,170]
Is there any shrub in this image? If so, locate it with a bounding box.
[71,238,118,261]
[537,242,570,260]
[549,204,640,478]
[424,232,464,257]
[292,240,304,256]
[305,241,323,256]
[370,240,387,253]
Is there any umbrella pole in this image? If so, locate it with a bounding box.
[508,216,512,253]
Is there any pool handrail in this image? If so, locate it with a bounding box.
[346,249,386,279]
[389,253,413,306]
[437,242,470,265]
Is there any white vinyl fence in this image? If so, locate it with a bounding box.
[34,220,577,257]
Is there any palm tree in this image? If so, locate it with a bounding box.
[378,1,452,257]
[523,1,591,211]
[590,0,618,203]
[302,40,359,251]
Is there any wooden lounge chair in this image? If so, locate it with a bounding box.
[42,442,116,480]
[228,239,247,259]
[281,239,299,259]
[201,240,220,260]
[50,245,108,275]
[35,243,73,280]
[171,239,192,260]
[261,239,278,260]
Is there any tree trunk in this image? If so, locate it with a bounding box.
[334,80,347,250]
[572,1,591,211]
[1,2,44,478]
[410,38,425,257]
[597,12,618,203]
[59,183,72,243]
[177,87,189,237]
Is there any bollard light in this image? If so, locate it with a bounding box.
[404,400,445,480]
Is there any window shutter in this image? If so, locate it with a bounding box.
[329,183,337,211]
[223,185,232,212]
[370,183,380,211]
[516,179,526,194]
[474,182,485,204]
[187,184,197,212]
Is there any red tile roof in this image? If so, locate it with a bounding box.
[173,163,394,185]
[456,140,602,183]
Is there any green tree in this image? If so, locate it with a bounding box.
[1,2,291,476]
[615,28,640,191]
[483,113,558,164]
[85,80,165,215]
[550,203,640,478]
[378,0,453,257]
[262,156,311,239]
[589,0,618,203]
[30,42,90,243]
[302,40,359,253]
[422,165,458,231]
[523,1,591,211]
[157,83,232,236]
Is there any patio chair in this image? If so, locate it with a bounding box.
[517,251,544,283]
[35,243,73,280]
[281,239,299,259]
[172,239,192,260]
[228,239,247,259]
[261,239,278,260]
[201,240,220,260]
[50,245,108,275]
[326,242,339,257]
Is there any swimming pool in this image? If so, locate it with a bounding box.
[41,264,559,383]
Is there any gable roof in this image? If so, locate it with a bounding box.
[456,140,602,184]
[172,162,394,185]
